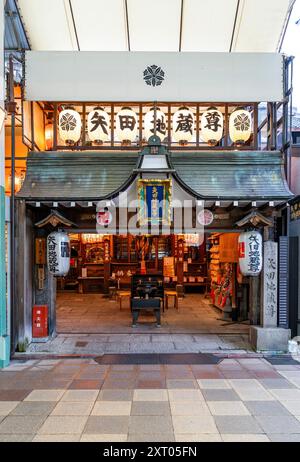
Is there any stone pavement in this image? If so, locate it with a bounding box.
[56,292,250,335]
[1,356,300,442]
[28,333,252,355]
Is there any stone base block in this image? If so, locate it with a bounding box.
[250,326,291,353]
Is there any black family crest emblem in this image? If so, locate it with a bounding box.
[143,65,165,87]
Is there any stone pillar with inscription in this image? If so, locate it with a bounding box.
[250,240,291,352]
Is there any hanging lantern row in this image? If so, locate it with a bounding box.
[58,106,253,146]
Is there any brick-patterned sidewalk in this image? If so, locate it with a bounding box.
[1,357,300,442]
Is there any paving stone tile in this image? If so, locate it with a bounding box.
[80,434,127,442]
[0,390,31,401]
[84,416,130,434]
[280,401,300,414]
[61,390,99,402]
[191,370,225,379]
[229,379,263,389]
[214,415,264,434]
[255,415,300,434]
[92,401,131,416]
[133,389,168,401]
[201,389,240,401]
[175,433,222,442]
[235,388,275,401]
[221,434,270,442]
[254,370,284,379]
[38,416,88,434]
[138,365,164,371]
[0,415,46,434]
[11,401,56,416]
[68,380,104,390]
[108,371,137,380]
[170,401,210,416]
[207,401,250,416]
[258,378,297,389]
[221,371,253,379]
[102,380,136,389]
[168,389,204,401]
[110,365,137,371]
[0,434,34,442]
[135,380,166,389]
[131,401,170,416]
[25,389,65,402]
[197,379,231,389]
[289,378,300,388]
[128,433,175,442]
[269,389,300,401]
[98,389,134,401]
[0,401,19,416]
[33,434,81,442]
[244,401,292,416]
[268,434,300,442]
[166,380,198,389]
[51,401,94,416]
[172,415,218,434]
[279,371,300,379]
[129,415,173,434]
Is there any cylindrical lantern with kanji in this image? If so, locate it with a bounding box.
[47,231,70,277]
[116,107,137,144]
[201,107,223,146]
[238,231,262,276]
[172,107,194,144]
[87,107,110,144]
[144,108,167,142]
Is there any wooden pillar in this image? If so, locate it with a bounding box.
[15,200,34,350]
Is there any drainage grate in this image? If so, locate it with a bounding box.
[75,341,88,347]
[94,353,221,365]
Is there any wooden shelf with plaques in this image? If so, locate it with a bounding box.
[110,262,139,289]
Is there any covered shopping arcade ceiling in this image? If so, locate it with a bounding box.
[14,0,295,52]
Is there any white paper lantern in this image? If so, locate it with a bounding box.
[201,107,223,146]
[144,108,167,142]
[116,107,137,143]
[47,231,70,277]
[229,109,252,145]
[238,231,262,276]
[58,108,81,145]
[173,107,194,144]
[87,107,110,144]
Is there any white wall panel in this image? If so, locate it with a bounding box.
[17,0,78,50]
[232,0,293,52]
[127,0,181,51]
[71,0,127,51]
[25,51,284,102]
[181,0,238,51]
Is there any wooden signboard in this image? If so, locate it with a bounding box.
[219,233,239,263]
[163,257,175,277]
[35,238,46,265]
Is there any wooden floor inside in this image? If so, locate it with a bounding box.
[56,292,249,335]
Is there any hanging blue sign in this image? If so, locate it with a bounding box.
[138,179,172,226]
